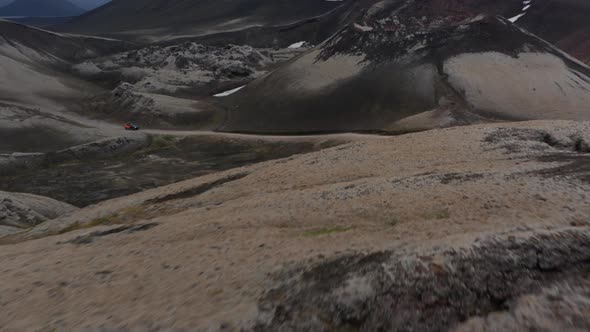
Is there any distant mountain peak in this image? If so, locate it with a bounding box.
[0,0,85,17]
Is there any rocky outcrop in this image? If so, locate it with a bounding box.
[253,228,590,331]
[77,42,308,127]
[0,191,77,231]
[75,42,276,94]
[455,276,590,331]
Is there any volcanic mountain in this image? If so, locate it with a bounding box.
[216,0,590,134]
[55,0,590,67]
[0,0,85,17]
[56,0,349,43]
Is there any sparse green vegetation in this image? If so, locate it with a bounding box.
[58,214,121,234]
[135,135,178,156]
[152,135,177,149]
[1,134,341,208]
[57,205,152,235]
[386,217,401,227]
[429,208,450,220]
[434,208,450,220]
[55,159,83,167]
[419,208,452,221]
[303,226,353,238]
[120,205,149,216]
[208,288,224,296]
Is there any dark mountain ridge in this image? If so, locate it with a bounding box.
[0,0,85,17]
[56,0,347,43]
[54,0,590,68]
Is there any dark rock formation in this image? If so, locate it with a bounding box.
[254,228,590,331]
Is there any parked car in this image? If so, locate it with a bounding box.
[124,122,140,130]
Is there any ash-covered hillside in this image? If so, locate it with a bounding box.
[218,0,590,133]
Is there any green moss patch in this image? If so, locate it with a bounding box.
[303,226,353,238]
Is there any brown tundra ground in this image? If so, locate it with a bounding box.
[1,120,590,331]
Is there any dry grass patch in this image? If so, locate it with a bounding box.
[58,205,155,235]
[302,226,354,238]
[421,208,451,221]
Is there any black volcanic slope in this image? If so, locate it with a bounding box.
[0,19,131,62]
[517,0,590,65]
[0,0,85,17]
[215,0,590,134]
[57,0,348,43]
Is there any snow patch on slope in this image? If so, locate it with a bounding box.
[508,0,534,23]
[214,85,246,97]
[288,41,306,49]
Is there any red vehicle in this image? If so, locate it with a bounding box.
[124,122,140,130]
